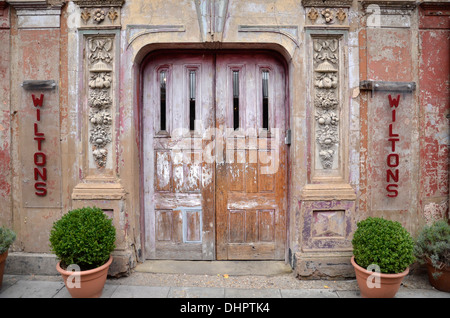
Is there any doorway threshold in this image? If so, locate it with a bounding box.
[135,260,292,276]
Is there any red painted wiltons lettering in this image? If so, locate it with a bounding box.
[386,94,400,197]
[32,94,47,196]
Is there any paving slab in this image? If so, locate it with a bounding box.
[280,288,339,298]
[53,286,72,298]
[1,272,449,298]
[335,288,450,298]
[395,289,450,298]
[111,285,171,298]
[169,286,225,298]
[224,288,282,298]
[0,280,64,298]
[335,290,360,298]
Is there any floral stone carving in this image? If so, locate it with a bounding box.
[308,8,319,23]
[74,0,124,27]
[321,8,334,23]
[313,38,340,169]
[87,37,114,168]
[92,9,106,23]
[305,6,348,26]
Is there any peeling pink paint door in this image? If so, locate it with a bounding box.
[142,51,287,260]
[142,52,216,259]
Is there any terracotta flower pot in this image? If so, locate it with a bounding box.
[0,251,8,288]
[56,255,113,298]
[351,256,409,298]
[426,258,450,293]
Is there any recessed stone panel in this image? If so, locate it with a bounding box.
[312,210,345,238]
[300,199,355,251]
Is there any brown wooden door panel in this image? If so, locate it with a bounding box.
[215,52,287,260]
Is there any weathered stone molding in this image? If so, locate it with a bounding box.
[72,0,123,7]
[7,0,65,9]
[359,0,416,11]
[302,0,353,8]
[72,182,125,200]
[7,0,65,28]
[360,0,416,28]
[238,25,300,47]
[300,183,356,201]
[126,24,186,48]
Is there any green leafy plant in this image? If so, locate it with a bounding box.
[414,219,450,278]
[352,217,415,274]
[49,207,116,271]
[0,227,16,254]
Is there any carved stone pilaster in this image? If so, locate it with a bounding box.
[85,35,114,168]
[73,1,124,170]
[312,37,341,170]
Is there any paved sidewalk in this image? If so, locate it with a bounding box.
[1,273,449,298]
[2,260,450,299]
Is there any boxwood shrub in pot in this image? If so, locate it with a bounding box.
[49,207,116,298]
[351,217,415,298]
[413,219,450,292]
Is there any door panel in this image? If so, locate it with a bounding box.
[143,51,287,260]
[215,53,287,260]
[143,53,215,260]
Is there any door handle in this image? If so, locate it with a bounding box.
[285,129,291,145]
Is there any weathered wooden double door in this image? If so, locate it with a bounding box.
[143,51,287,260]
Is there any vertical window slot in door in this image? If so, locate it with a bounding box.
[160,70,167,131]
[262,70,269,130]
[233,70,239,130]
[189,70,196,131]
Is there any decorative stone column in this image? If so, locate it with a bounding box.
[71,0,131,276]
[296,0,356,278]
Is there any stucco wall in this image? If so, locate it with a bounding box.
[0,0,448,278]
